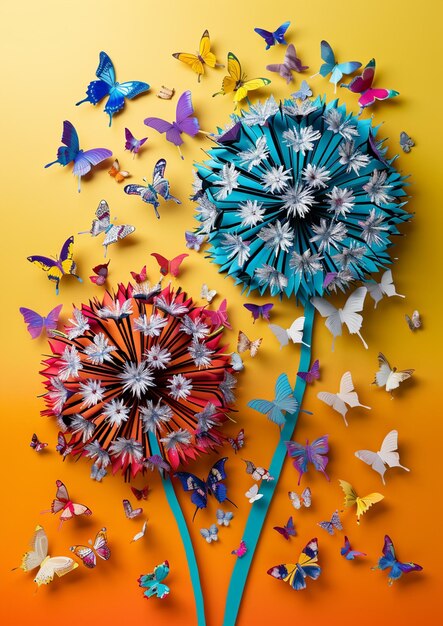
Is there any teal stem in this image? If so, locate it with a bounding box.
[148,432,206,626]
[222,300,315,626]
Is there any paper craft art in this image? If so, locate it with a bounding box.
[292,80,312,100]
[90,261,110,286]
[30,433,48,452]
[285,436,329,484]
[123,499,143,519]
[49,480,92,527]
[266,44,308,83]
[312,40,361,92]
[267,538,320,590]
[70,528,110,568]
[130,266,147,283]
[230,352,244,371]
[131,485,150,501]
[355,430,410,484]
[274,516,296,540]
[108,159,129,182]
[288,487,311,509]
[186,231,206,251]
[242,459,274,482]
[373,536,422,585]
[124,158,181,218]
[248,373,300,426]
[20,304,62,339]
[405,310,421,331]
[200,524,219,543]
[213,53,271,110]
[366,269,405,307]
[204,299,231,329]
[131,521,148,543]
[317,371,370,427]
[157,86,175,99]
[231,540,247,558]
[243,303,273,322]
[200,284,217,303]
[138,561,170,599]
[341,59,399,111]
[237,331,262,356]
[373,353,414,394]
[245,484,263,503]
[173,30,224,81]
[151,252,188,277]
[400,132,414,153]
[56,432,73,457]
[28,236,82,295]
[79,200,135,257]
[227,429,244,453]
[339,479,384,523]
[341,536,366,560]
[216,509,234,527]
[125,128,148,156]
[297,360,320,384]
[254,21,290,49]
[269,316,310,348]
[318,510,342,535]
[311,287,368,350]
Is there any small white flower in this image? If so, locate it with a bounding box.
[102,398,130,427]
[310,219,348,253]
[258,220,294,256]
[238,135,269,171]
[219,371,237,403]
[358,209,389,246]
[255,265,288,292]
[289,250,323,276]
[196,195,220,234]
[118,361,155,398]
[242,96,279,126]
[109,437,144,464]
[97,299,133,320]
[283,125,321,155]
[167,374,193,400]
[84,441,111,467]
[363,170,394,206]
[283,99,318,117]
[280,183,316,218]
[189,340,214,369]
[221,233,250,267]
[47,377,69,414]
[332,243,366,268]
[180,315,210,340]
[79,379,105,408]
[214,163,240,200]
[323,108,358,140]
[261,165,292,193]
[338,140,371,175]
[302,164,331,189]
[236,200,266,227]
[144,344,171,370]
[58,345,82,380]
[66,308,90,339]
[132,280,162,300]
[139,400,172,433]
[70,414,95,442]
[134,313,168,337]
[160,428,192,450]
[155,295,189,316]
[83,333,116,365]
[194,403,218,431]
[326,186,355,217]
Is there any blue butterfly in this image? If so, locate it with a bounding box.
[138,561,170,599]
[76,51,150,126]
[216,509,234,527]
[373,535,422,585]
[292,80,312,101]
[267,538,321,590]
[248,373,310,426]
[254,21,291,50]
[315,41,361,92]
[124,158,181,219]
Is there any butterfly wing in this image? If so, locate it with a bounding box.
[207,457,228,503]
[341,287,367,334]
[311,297,342,340]
[319,40,336,76]
[232,540,247,557]
[173,52,203,76]
[344,59,375,94]
[235,78,270,104]
[19,308,45,339]
[151,253,170,276]
[297,538,321,583]
[339,479,358,508]
[70,544,96,568]
[355,493,384,520]
[287,316,306,344]
[93,528,111,560]
[144,116,174,135]
[34,556,78,586]
[355,449,387,483]
[378,430,408,470]
[45,120,80,167]
[269,324,289,348]
[285,441,308,483]
[103,224,135,248]
[274,373,299,414]
[175,90,199,136]
[169,254,188,278]
[375,353,393,388]
[218,52,242,95]
[248,399,275,417]
[73,148,112,176]
[358,88,398,109]
[254,27,276,49]
[122,499,143,519]
[199,30,217,66]
[175,472,208,509]
[19,526,48,571]
[273,21,290,43]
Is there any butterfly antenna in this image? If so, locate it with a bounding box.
[225,496,238,509]
[75,96,89,106]
[44,159,59,168]
[153,206,160,219]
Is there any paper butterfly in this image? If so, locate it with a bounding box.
[317,371,370,427]
[245,484,263,503]
[341,536,367,560]
[131,521,148,543]
[201,283,217,303]
[292,80,312,100]
[311,286,368,350]
[123,499,143,519]
[288,487,312,509]
[20,304,62,339]
[373,536,422,585]
[405,310,421,331]
[76,51,150,125]
[355,430,410,484]
[90,261,110,286]
[80,200,135,257]
[365,270,405,308]
[151,252,188,277]
[237,331,262,357]
[124,158,181,218]
[266,44,308,83]
[269,316,310,349]
[248,373,301,426]
[254,21,290,49]
[185,231,206,251]
[16,525,78,586]
[49,480,92,527]
[341,59,399,111]
[339,479,384,523]
[130,266,147,284]
[125,128,148,157]
[45,120,112,191]
[157,86,175,100]
[318,510,342,536]
[243,302,273,322]
[230,352,244,371]
[243,459,274,482]
[232,540,247,558]
[400,131,415,153]
[297,359,320,384]
[131,485,150,501]
[314,40,361,92]
[28,236,82,295]
[373,353,414,395]
[108,159,129,183]
[267,538,321,590]
[285,436,329,485]
[138,561,170,599]
[173,30,224,82]
[274,516,296,540]
[204,299,231,329]
[90,464,107,482]
[30,433,48,452]
[200,524,219,543]
[56,432,73,458]
[144,90,200,158]
[143,454,171,474]
[213,53,271,110]
[227,429,245,453]
[216,509,234,527]
[70,528,110,568]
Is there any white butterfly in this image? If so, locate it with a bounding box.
[237,331,262,357]
[79,200,135,257]
[317,371,370,426]
[216,509,234,527]
[373,353,414,395]
[230,352,244,371]
[311,286,368,350]
[130,520,148,543]
[355,430,410,484]
[245,484,264,503]
[405,310,421,331]
[16,525,78,586]
[366,270,405,308]
[201,283,217,303]
[200,524,219,543]
[269,316,310,348]
[288,487,312,509]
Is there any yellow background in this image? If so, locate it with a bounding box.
[0,1,441,624]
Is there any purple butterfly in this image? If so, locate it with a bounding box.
[27,236,82,295]
[285,435,330,485]
[185,231,206,251]
[125,128,148,157]
[266,44,308,83]
[318,510,342,536]
[254,21,290,49]
[243,303,273,322]
[19,304,63,339]
[373,535,422,585]
[144,90,199,158]
[341,536,367,560]
[45,121,112,192]
[297,359,320,384]
[273,516,297,540]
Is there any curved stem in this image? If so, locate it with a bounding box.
[222,300,315,626]
[148,432,206,626]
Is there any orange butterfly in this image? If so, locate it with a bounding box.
[108,159,129,182]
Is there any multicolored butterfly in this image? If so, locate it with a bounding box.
[56,432,73,458]
[373,353,414,395]
[124,158,181,218]
[288,487,311,509]
[237,331,262,357]
[131,485,150,501]
[125,128,148,157]
[204,299,231,329]
[48,480,92,527]
[355,430,410,484]
[76,51,150,125]
[19,304,63,339]
[151,252,188,277]
[138,561,170,599]
[248,373,304,427]
[28,236,82,295]
[122,499,143,519]
[214,53,271,110]
[216,509,234,527]
[70,528,111,568]
[231,540,247,558]
[339,479,384,523]
[285,435,329,485]
[79,200,135,257]
[173,30,224,82]
[297,359,320,384]
[108,159,130,182]
[274,516,297,540]
[90,261,110,286]
[227,429,245,454]
[341,59,399,111]
[313,40,361,92]
[318,510,342,536]
[243,459,274,482]
[400,131,414,153]
[267,538,321,590]
[243,302,273,322]
[341,536,367,560]
[317,371,370,427]
[372,536,422,585]
[45,120,112,192]
[405,310,421,331]
[254,21,290,49]
[266,44,308,83]
[185,231,206,251]
[200,524,219,543]
[30,433,48,452]
[366,270,405,308]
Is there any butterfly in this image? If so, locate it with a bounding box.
[185,231,206,251]
[311,286,368,350]
[274,516,297,540]
[151,252,188,277]
[267,538,321,590]
[341,536,367,560]
[373,353,414,395]
[248,373,304,427]
[49,480,92,527]
[175,458,235,520]
[372,536,422,585]
[318,510,342,536]
[405,310,421,331]
[213,53,271,110]
[245,484,263,503]
[19,304,63,339]
[45,120,112,191]
[123,499,143,519]
[157,86,175,100]
[70,528,111,568]
[125,128,148,157]
[317,371,370,427]
[232,540,247,558]
[243,459,274,482]
[108,159,129,182]
[292,80,312,100]
[216,509,234,527]
[339,479,384,523]
[173,30,224,82]
[266,44,308,83]
[355,430,410,484]
[366,270,405,308]
[90,261,110,286]
[230,352,244,371]
[79,200,135,258]
[237,331,262,357]
[269,316,310,348]
[243,302,273,322]
[138,561,170,599]
[200,283,217,303]
[130,266,147,284]
[323,272,338,289]
[204,299,231,329]
[285,435,329,485]
[131,485,150,501]
[90,464,107,482]
[131,521,148,543]
[124,159,181,218]
[76,51,150,125]
[313,40,361,92]
[16,525,78,586]
[341,59,399,111]
[28,236,82,295]
[254,21,290,49]
[200,524,219,543]
[297,359,320,384]
[55,432,73,458]
[288,487,311,509]
[144,90,200,158]
[30,433,48,452]
[400,131,414,153]
[227,429,245,453]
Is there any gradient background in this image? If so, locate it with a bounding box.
[0,1,441,624]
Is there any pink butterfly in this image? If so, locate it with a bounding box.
[273,516,297,540]
[70,528,111,568]
[123,499,143,519]
[55,432,73,458]
[341,59,399,111]
[204,299,232,329]
[151,252,188,278]
[124,128,148,157]
[232,540,247,558]
[49,480,92,527]
[297,359,320,384]
[131,485,150,501]
[131,265,147,283]
[227,429,245,454]
[90,261,110,286]
[30,433,48,452]
[19,304,63,339]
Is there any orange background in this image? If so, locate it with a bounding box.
[0,1,441,624]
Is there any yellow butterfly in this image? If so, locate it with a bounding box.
[173,30,223,82]
[339,479,384,523]
[214,52,271,109]
[27,236,82,295]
